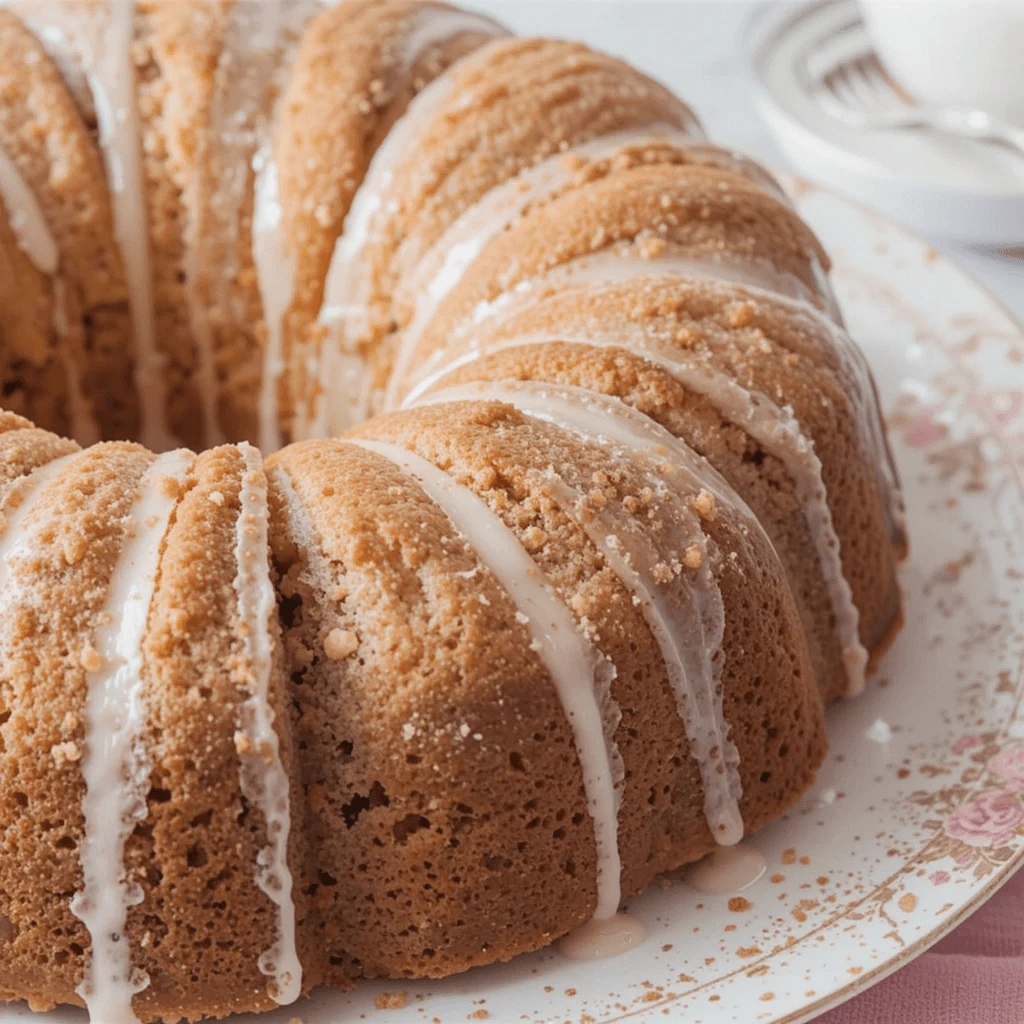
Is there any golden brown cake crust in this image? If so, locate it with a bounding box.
[408,276,904,703]
[0,1,907,1017]
[0,443,153,1008]
[0,5,140,441]
[266,398,825,980]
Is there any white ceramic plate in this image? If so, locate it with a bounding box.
[6,181,1024,1024]
[747,0,1024,246]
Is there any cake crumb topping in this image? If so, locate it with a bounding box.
[158,474,184,500]
[374,992,408,1010]
[80,644,103,672]
[692,489,717,522]
[51,741,81,765]
[324,627,359,661]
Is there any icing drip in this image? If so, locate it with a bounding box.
[685,843,767,895]
[204,0,320,455]
[765,290,907,546]
[398,248,836,411]
[352,439,625,921]
[0,142,59,274]
[557,912,646,961]
[419,327,869,697]
[385,123,702,408]
[0,453,81,585]
[252,153,294,454]
[306,28,509,438]
[232,442,301,1004]
[87,0,175,453]
[71,448,195,1024]
[0,141,100,445]
[422,381,744,844]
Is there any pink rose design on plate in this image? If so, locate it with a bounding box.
[905,412,947,448]
[988,746,1024,793]
[944,789,1024,848]
[968,390,1024,427]
[930,870,950,885]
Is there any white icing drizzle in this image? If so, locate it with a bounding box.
[557,912,646,961]
[387,126,792,398]
[0,140,101,445]
[685,843,767,895]
[351,438,624,921]
[71,448,195,1024]
[461,246,836,343]
[396,246,837,412]
[419,327,869,697]
[398,5,510,68]
[421,380,745,843]
[304,27,509,439]
[384,124,701,408]
[0,452,81,587]
[253,153,295,454]
[210,0,321,455]
[0,142,59,274]
[86,0,175,453]
[232,441,301,1004]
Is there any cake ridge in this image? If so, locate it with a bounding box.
[420,378,745,843]
[231,441,301,1006]
[71,447,195,1024]
[308,26,510,440]
[0,451,82,580]
[191,0,320,452]
[405,318,869,696]
[352,437,627,922]
[81,0,173,452]
[0,143,102,446]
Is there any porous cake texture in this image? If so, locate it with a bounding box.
[0,1,906,1020]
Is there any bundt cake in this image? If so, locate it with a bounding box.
[0,0,907,1020]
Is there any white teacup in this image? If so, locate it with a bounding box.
[861,0,1024,125]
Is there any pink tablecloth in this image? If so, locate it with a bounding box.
[817,868,1024,1023]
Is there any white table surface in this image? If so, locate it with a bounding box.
[464,0,1024,325]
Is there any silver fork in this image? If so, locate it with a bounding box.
[817,47,1024,160]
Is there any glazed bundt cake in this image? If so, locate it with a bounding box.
[0,0,907,1020]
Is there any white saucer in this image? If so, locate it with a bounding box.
[746,0,1024,246]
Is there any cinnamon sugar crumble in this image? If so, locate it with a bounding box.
[158,474,183,500]
[692,489,717,522]
[50,741,81,765]
[639,235,667,260]
[324,627,359,661]
[652,561,673,584]
[80,645,103,672]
